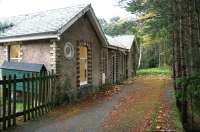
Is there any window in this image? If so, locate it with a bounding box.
[64,42,74,60]
[80,46,88,85]
[9,44,21,62]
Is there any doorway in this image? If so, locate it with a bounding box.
[112,55,116,84]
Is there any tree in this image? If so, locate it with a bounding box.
[98,17,135,36]
[120,0,200,128]
[0,22,13,33]
[120,0,173,68]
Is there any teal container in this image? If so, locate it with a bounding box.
[0,61,47,92]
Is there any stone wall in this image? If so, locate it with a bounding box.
[107,48,127,84]
[0,40,53,71]
[55,15,104,102]
[22,40,52,71]
[0,44,7,66]
[0,16,136,104]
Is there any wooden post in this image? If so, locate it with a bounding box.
[2,76,7,130]
[50,70,53,108]
[38,73,42,116]
[31,73,34,119]
[13,74,17,126]
[23,74,27,122]
[8,75,12,127]
[46,72,49,111]
[44,72,47,113]
[48,72,51,110]
[35,74,38,118]
[41,72,45,115]
[27,73,30,120]
[51,70,55,107]
[53,71,56,107]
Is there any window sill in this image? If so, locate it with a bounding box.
[9,58,22,62]
[80,81,87,86]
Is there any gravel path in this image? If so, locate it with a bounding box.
[7,76,173,132]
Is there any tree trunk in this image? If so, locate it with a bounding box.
[137,44,143,69]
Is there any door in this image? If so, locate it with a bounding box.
[112,55,116,84]
[125,55,128,79]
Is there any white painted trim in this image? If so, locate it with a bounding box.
[0,34,59,43]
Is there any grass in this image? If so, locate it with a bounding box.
[16,102,24,112]
[170,103,184,132]
[0,99,24,112]
[136,67,171,76]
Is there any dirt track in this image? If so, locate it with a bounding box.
[8,76,177,132]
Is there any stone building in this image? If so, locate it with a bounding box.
[106,35,136,84]
[0,4,136,103]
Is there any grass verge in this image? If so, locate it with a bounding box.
[136,67,171,76]
[170,103,184,132]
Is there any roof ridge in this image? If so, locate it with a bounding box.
[0,3,90,20]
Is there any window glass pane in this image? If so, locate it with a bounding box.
[80,47,87,58]
[80,46,87,84]
[80,59,86,82]
[10,45,20,58]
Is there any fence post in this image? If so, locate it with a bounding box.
[23,74,27,122]
[46,72,48,111]
[43,72,46,113]
[41,72,45,115]
[51,70,55,107]
[48,72,51,111]
[8,75,12,127]
[48,72,51,110]
[31,73,34,119]
[46,72,49,112]
[44,72,47,113]
[35,73,38,118]
[53,70,56,107]
[38,73,42,116]
[2,76,7,130]
[27,73,30,120]
[13,74,16,126]
[50,70,53,108]
[54,71,57,107]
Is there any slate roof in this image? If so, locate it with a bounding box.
[106,35,135,50]
[0,4,88,38]
[0,4,108,45]
[1,61,46,72]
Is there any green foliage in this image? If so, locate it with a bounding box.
[136,67,171,76]
[170,103,184,132]
[120,0,173,68]
[98,17,135,36]
[16,102,24,112]
[0,22,13,33]
[177,75,200,114]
